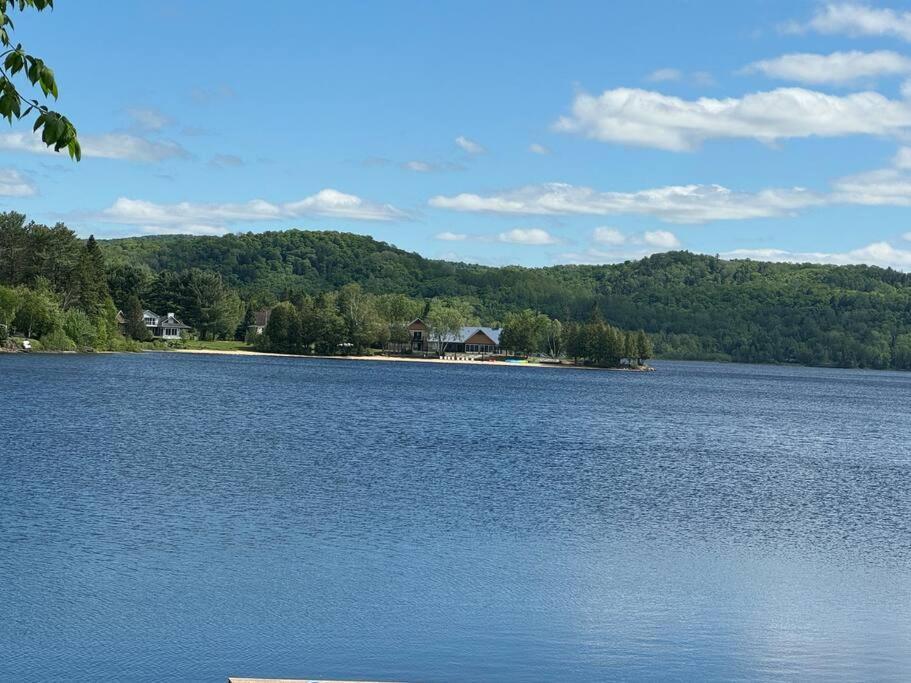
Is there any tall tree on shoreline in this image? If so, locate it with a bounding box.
[426,301,471,356]
[123,295,149,341]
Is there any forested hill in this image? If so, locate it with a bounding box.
[100,229,911,368]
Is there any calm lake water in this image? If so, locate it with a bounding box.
[1,353,910,682]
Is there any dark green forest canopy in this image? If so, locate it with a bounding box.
[98,228,911,368]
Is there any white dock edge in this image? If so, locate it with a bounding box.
[229,679,404,683]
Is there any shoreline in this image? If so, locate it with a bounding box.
[161,347,656,371]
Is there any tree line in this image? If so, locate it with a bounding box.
[7,213,911,370]
[500,308,652,366]
[0,213,121,350]
[100,229,911,370]
[259,285,422,354]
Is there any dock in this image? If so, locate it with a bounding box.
[228,679,403,683]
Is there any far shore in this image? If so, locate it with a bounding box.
[161,347,656,371]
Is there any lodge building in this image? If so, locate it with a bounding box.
[406,318,503,355]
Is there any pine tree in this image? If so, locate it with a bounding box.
[635,330,653,364]
[76,235,109,317]
[124,295,150,341]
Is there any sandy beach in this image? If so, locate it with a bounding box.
[164,348,654,370]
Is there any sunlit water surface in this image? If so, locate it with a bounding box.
[1,353,909,681]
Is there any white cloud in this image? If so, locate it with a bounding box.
[431,149,911,224]
[497,227,559,245]
[0,131,189,162]
[646,68,682,82]
[642,230,681,248]
[284,189,408,221]
[210,153,244,168]
[593,226,626,244]
[126,107,172,131]
[744,50,911,84]
[831,167,911,205]
[723,242,911,269]
[435,231,467,241]
[560,239,911,269]
[529,143,550,155]
[430,182,823,223]
[585,227,681,256]
[405,160,433,172]
[794,3,911,42]
[904,232,911,241]
[646,68,715,86]
[829,147,911,205]
[401,159,464,173]
[84,134,189,162]
[98,189,408,234]
[894,146,911,169]
[140,224,228,236]
[0,168,36,197]
[455,135,485,155]
[553,87,911,151]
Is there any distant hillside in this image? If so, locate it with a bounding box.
[101,229,911,368]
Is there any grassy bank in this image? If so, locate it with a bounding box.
[179,339,252,352]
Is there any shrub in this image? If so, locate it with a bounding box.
[107,335,142,352]
[63,309,97,349]
[39,329,76,351]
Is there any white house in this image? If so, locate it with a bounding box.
[143,310,191,339]
[116,308,191,339]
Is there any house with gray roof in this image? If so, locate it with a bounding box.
[116,308,191,339]
[406,318,503,355]
[247,309,272,336]
[144,310,191,339]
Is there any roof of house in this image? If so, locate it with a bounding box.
[142,309,159,319]
[157,313,191,329]
[410,318,502,345]
[252,309,271,327]
[443,326,502,344]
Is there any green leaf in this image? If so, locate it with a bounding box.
[67,137,80,162]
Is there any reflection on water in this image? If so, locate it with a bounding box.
[1,354,909,681]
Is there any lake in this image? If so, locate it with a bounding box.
[1,353,909,682]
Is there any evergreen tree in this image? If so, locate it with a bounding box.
[635,330,653,364]
[75,235,109,317]
[236,305,256,341]
[564,322,584,363]
[124,295,150,341]
[262,301,299,353]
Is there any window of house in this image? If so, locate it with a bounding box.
[413,331,422,341]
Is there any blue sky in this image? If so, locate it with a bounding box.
[5,1,911,268]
